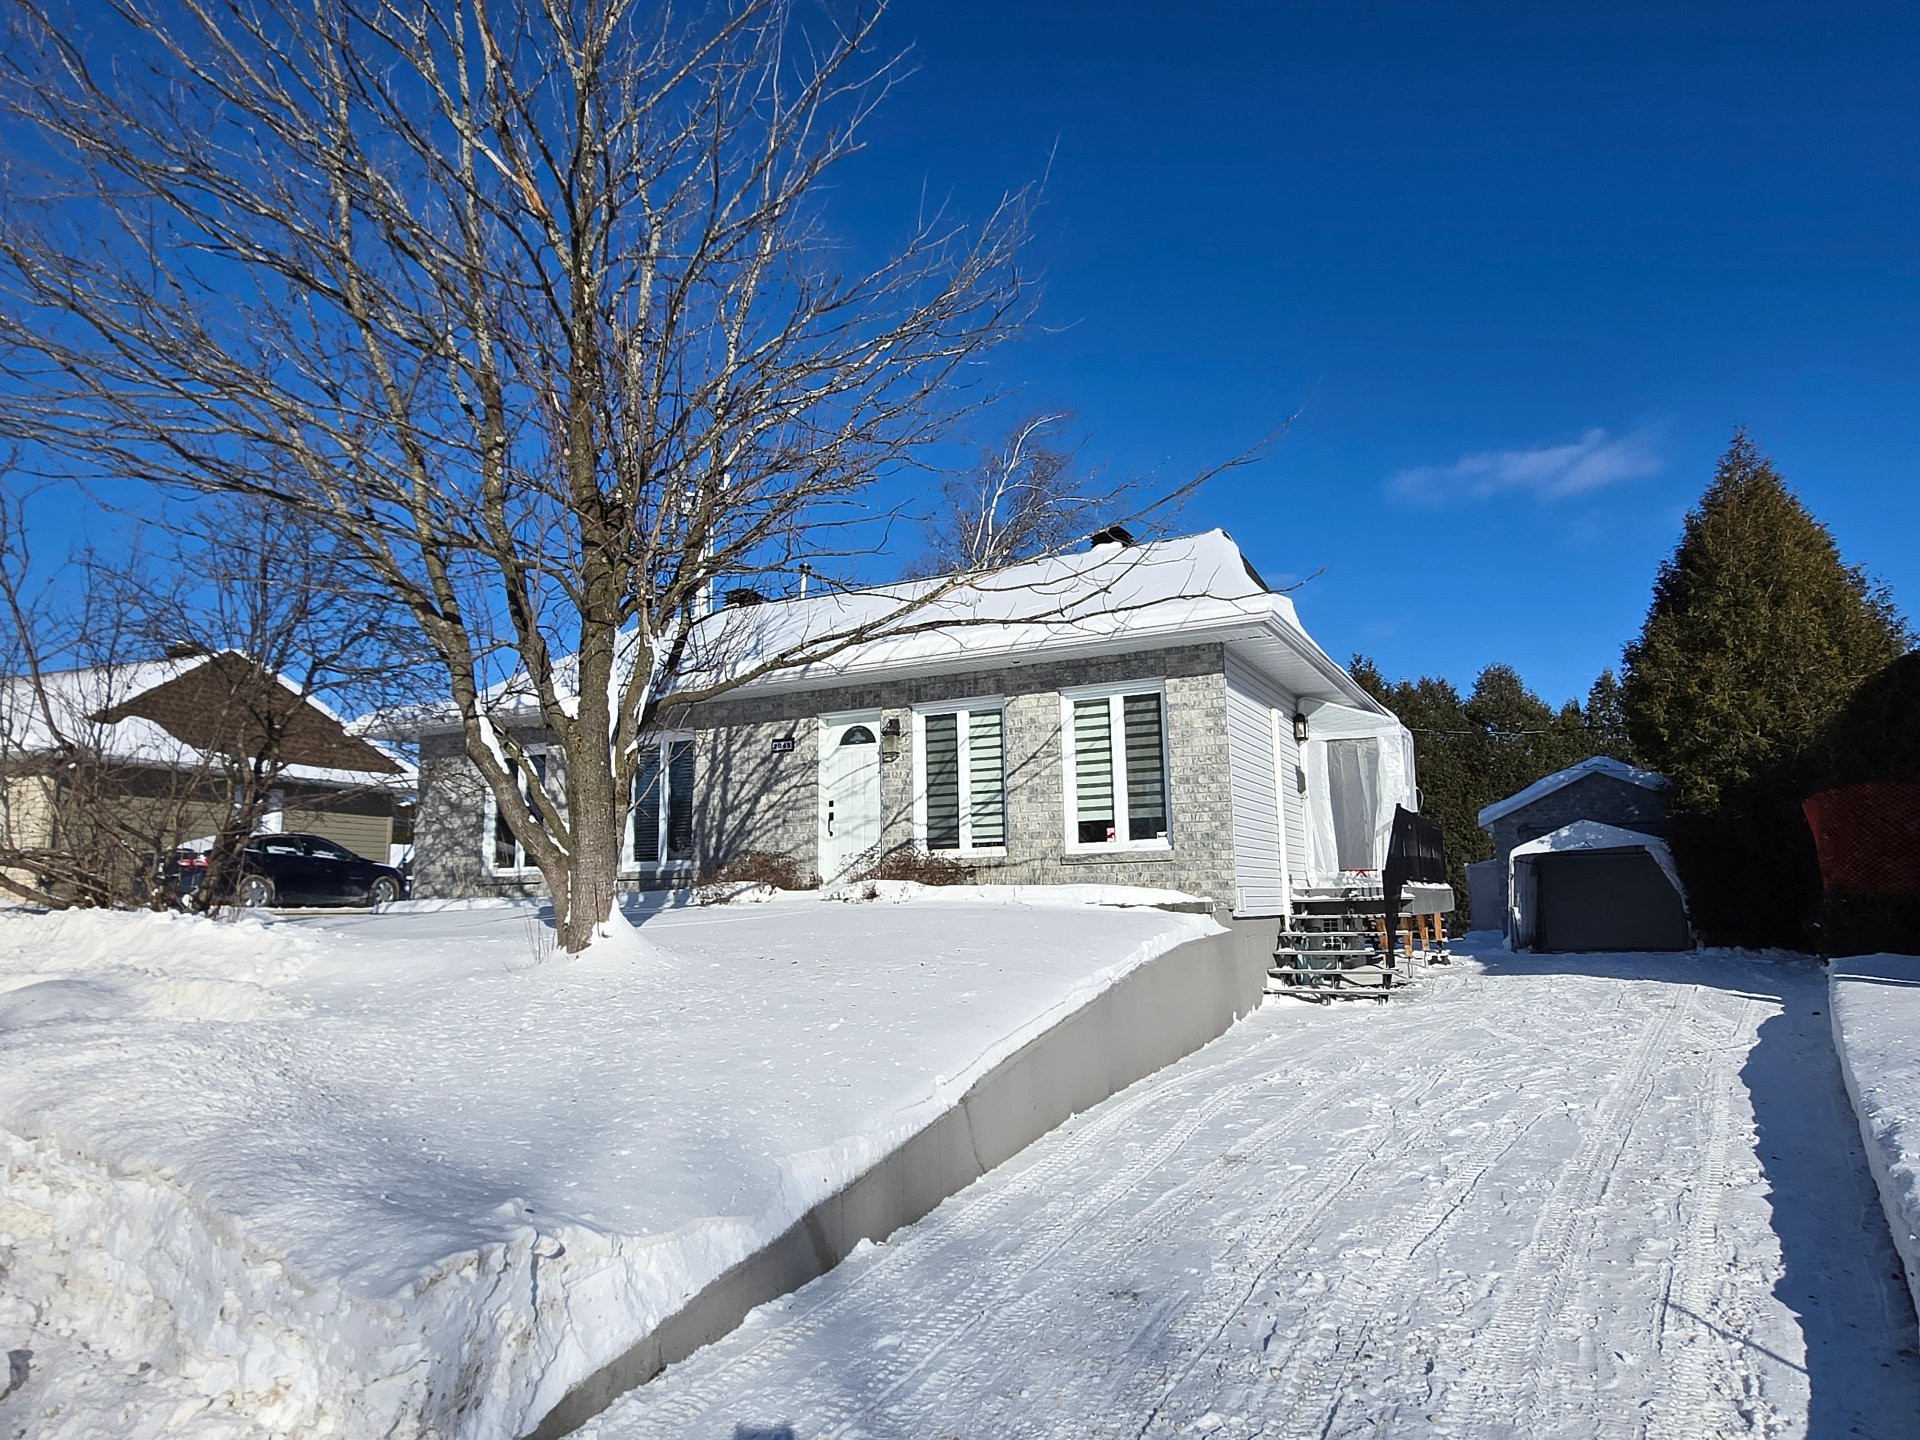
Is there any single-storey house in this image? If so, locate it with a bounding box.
[406,530,1421,933]
[1469,755,1690,951]
[1,650,411,899]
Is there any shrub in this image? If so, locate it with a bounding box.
[849,846,974,886]
[694,849,817,894]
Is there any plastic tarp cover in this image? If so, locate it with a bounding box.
[1507,820,1689,949]
[1299,705,1416,879]
[1327,739,1380,871]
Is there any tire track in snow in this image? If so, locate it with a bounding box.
[939,1032,1529,1439]
[814,1045,1494,1440]
[1645,996,1765,1440]
[1451,980,1703,1437]
[812,999,1521,1437]
[617,1003,1465,1436]
[1212,1059,1549,1440]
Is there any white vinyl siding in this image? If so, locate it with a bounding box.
[1223,651,1298,916]
[629,735,696,868]
[913,701,1006,854]
[1061,682,1170,851]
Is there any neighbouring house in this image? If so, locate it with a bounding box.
[1,650,412,899]
[1470,755,1691,951]
[403,530,1425,941]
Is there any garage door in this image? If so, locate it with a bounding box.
[1535,850,1690,952]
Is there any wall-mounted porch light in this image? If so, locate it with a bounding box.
[881,716,903,763]
[1292,711,1310,745]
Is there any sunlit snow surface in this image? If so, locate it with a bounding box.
[1831,953,1920,1332]
[585,942,1920,1440]
[0,893,1213,1439]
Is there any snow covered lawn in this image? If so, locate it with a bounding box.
[585,941,1920,1439]
[1830,952,1920,1332]
[0,891,1216,1440]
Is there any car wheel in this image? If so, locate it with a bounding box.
[236,875,275,909]
[367,876,400,908]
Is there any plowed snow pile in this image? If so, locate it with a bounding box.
[0,894,1214,1439]
[1830,951,1920,1326]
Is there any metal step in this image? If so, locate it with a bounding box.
[1265,962,1400,1003]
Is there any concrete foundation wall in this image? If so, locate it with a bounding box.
[530,919,1266,1437]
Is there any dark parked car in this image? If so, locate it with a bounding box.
[175,832,406,909]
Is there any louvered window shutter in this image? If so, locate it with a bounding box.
[665,740,695,860]
[1074,697,1116,843]
[632,746,662,863]
[1123,694,1167,840]
[924,712,961,851]
[968,710,1005,848]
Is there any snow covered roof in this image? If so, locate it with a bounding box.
[1477,756,1668,830]
[675,528,1333,692]
[1,653,412,789]
[388,529,1394,735]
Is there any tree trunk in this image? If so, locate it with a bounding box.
[551,733,624,954]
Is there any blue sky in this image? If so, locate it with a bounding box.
[837,0,1919,702]
[15,2,1916,705]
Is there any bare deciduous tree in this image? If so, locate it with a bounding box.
[92,498,427,911]
[0,0,1048,950]
[912,413,1120,575]
[0,1,1280,950]
[0,480,419,910]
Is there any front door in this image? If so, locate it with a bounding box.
[819,711,883,879]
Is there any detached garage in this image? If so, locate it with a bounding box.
[1508,820,1691,952]
[1472,755,1694,952]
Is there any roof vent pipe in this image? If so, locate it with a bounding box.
[1087,524,1136,549]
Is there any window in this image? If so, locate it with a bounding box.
[309,839,355,862]
[914,702,1006,853]
[489,750,547,873]
[1062,685,1169,848]
[631,736,696,867]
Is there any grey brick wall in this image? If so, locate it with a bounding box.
[411,644,1239,907]
[412,727,567,900]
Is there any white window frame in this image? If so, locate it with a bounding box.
[483,745,549,877]
[910,697,1008,856]
[622,731,698,874]
[1059,679,1172,854]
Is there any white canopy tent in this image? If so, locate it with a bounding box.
[1508,820,1690,951]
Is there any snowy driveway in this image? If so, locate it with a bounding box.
[584,945,1920,1439]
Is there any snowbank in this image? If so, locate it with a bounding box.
[0,895,1217,1439]
[1829,952,1920,1331]
[814,880,1209,909]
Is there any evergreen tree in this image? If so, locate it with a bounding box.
[1621,429,1909,945]
[1623,430,1908,812]
[1463,664,1585,804]
[1582,669,1635,763]
[1355,657,1593,928]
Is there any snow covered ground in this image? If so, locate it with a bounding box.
[584,941,1920,1440]
[0,891,1216,1440]
[1830,952,1920,1333]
